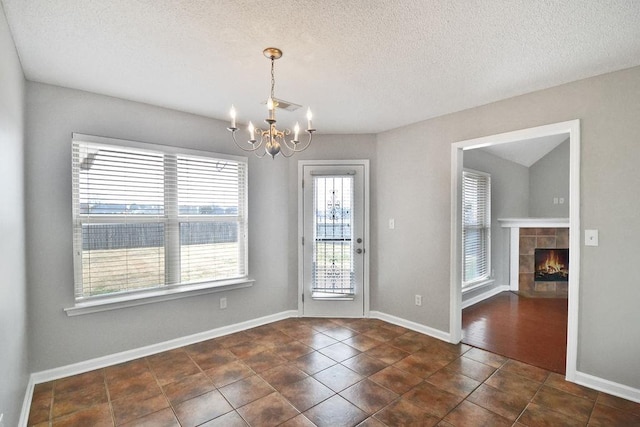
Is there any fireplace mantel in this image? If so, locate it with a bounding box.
[498,218,569,228]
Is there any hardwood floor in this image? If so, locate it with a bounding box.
[462,291,568,374]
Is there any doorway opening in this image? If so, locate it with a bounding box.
[450,120,580,380]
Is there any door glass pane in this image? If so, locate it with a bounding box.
[312,175,354,296]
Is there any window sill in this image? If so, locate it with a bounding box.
[64,278,255,316]
[462,279,495,294]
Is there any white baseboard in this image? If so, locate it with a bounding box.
[574,370,640,404]
[19,310,297,426]
[369,310,450,342]
[18,378,35,427]
[462,285,509,309]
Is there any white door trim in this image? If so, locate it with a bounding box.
[450,119,581,381]
[298,160,370,317]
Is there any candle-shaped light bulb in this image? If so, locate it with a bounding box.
[248,121,255,141]
[230,105,236,128]
[306,108,313,130]
[267,97,275,120]
[294,122,300,141]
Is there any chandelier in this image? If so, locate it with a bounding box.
[228,47,316,158]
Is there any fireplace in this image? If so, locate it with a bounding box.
[535,248,569,282]
[499,218,570,297]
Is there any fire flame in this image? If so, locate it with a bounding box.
[536,251,567,275]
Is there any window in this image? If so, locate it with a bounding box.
[72,134,248,301]
[462,169,491,287]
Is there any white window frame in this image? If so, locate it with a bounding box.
[66,133,252,316]
[462,168,491,288]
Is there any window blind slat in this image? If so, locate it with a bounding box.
[72,136,248,300]
[462,170,491,285]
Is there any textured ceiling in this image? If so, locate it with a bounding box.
[3,0,640,133]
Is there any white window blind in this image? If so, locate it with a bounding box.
[462,169,491,286]
[72,134,247,301]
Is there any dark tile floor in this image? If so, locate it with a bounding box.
[462,291,568,374]
[28,317,640,426]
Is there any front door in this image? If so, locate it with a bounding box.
[299,161,368,317]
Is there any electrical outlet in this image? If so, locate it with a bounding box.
[220,297,227,309]
[415,295,422,306]
[389,218,395,229]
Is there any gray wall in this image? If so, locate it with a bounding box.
[530,139,570,217]
[462,149,529,302]
[375,66,640,389]
[25,82,293,371]
[375,121,453,331]
[24,83,376,373]
[0,4,28,425]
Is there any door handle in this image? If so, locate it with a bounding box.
[356,248,364,254]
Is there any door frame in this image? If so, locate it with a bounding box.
[450,120,581,381]
[298,160,370,317]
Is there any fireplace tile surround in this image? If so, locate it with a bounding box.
[519,227,569,296]
[499,218,570,298]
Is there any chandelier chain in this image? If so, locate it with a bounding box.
[270,57,276,99]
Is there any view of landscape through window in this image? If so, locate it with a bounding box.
[72,137,247,299]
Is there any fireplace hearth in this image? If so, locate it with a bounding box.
[535,248,569,282]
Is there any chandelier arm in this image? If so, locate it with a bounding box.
[279,128,299,151]
[280,138,296,151]
[275,135,295,157]
[278,145,295,158]
[278,130,312,156]
[293,131,315,152]
[229,129,263,152]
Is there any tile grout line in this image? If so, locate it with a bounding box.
[435,349,498,425]
[101,369,116,427]
[584,393,599,426]
[513,373,549,426]
[48,384,54,426]
[29,318,640,426]
[144,353,181,426]
[184,347,245,425]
